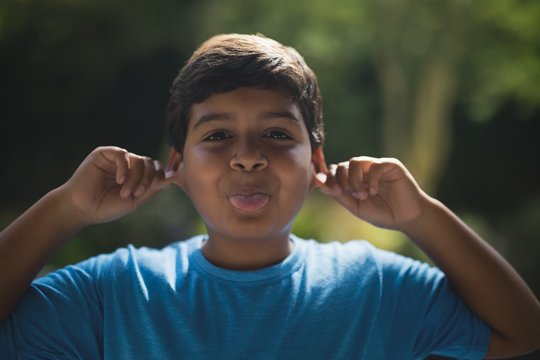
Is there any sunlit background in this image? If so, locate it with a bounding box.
[1,1,539,356]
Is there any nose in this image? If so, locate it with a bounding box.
[230,140,268,172]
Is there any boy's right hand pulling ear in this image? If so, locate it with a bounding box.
[58,146,174,226]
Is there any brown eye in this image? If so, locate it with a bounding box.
[205,131,231,141]
[265,130,291,140]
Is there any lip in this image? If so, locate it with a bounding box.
[227,189,271,212]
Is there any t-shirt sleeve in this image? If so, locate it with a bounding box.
[0,251,117,359]
[375,248,491,359]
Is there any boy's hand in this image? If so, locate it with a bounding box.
[58,146,174,226]
[0,146,177,321]
[313,157,428,230]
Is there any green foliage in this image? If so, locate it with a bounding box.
[464,0,540,121]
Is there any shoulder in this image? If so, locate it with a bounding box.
[296,236,376,259]
[295,236,443,288]
[294,237,383,287]
[34,235,205,288]
[102,235,204,276]
[296,236,399,270]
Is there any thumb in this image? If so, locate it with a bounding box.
[312,167,359,214]
[312,171,337,197]
[164,168,177,180]
[134,165,180,204]
[162,165,186,191]
[133,176,173,206]
[312,172,329,192]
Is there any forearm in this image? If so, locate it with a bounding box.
[0,186,84,321]
[402,197,540,355]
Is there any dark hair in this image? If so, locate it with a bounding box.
[166,33,325,152]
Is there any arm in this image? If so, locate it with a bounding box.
[403,197,540,358]
[314,156,540,358]
[0,146,173,321]
[0,188,81,322]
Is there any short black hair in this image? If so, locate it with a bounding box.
[166,33,325,152]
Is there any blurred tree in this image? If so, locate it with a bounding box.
[367,0,467,192]
[464,0,540,121]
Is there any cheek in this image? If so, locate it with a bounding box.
[276,151,313,193]
[184,171,219,196]
[182,172,222,225]
[181,160,220,201]
[289,147,313,176]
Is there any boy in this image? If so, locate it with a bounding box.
[1,33,539,359]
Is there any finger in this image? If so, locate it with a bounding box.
[313,164,336,195]
[114,148,130,185]
[133,157,156,197]
[151,160,178,192]
[311,169,327,187]
[334,162,350,194]
[323,164,361,212]
[132,174,170,206]
[124,161,174,208]
[150,160,165,188]
[165,168,177,179]
[120,155,145,198]
[348,159,368,200]
[365,161,392,196]
[322,164,337,191]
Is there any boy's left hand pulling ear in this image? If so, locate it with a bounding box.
[314,157,428,230]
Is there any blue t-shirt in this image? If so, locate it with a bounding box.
[1,235,490,359]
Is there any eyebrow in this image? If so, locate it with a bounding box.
[258,110,300,124]
[192,113,234,129]
[192,110,301,129]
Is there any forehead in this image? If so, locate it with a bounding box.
[188,87,305,129]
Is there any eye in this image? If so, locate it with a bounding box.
[264,130,292,141]
[204,131,231,141]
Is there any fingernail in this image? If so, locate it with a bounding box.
[315,172,327,183]
[352,191,368,200]
[329,165,337,175]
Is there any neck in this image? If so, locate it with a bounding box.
[201,232,294,270]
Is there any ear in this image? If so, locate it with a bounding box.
[166,147,186,190]
[310,147,328,190]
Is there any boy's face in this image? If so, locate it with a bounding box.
[168,87,326,244]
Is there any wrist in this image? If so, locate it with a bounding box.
[48,185,91,231]
[397,195,444,240]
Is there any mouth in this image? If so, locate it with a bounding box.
[227,192,271,212]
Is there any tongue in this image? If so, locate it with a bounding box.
[229,194,270,211]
